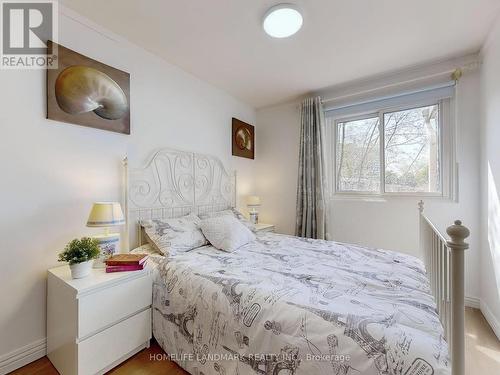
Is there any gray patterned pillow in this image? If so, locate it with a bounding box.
[199,208,255,232]
[199,215,256,252]
[144,214,207,255]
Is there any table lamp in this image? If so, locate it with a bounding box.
[246,195,261,224]
[86,202,125,268]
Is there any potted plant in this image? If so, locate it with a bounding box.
[58,237,100,279]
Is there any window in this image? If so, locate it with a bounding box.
[331,100,452,196]
[336,116,380,192]
[384,105,440,193]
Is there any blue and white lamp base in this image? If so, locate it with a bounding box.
[92,233,120,268]
[249,211,259,225]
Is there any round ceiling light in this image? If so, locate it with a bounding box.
[263,4,303,38]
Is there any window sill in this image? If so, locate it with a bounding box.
[331,194,387,202]
[331,192,447,202]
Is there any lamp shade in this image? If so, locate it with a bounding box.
[86,202,125,227]
[246,195,261,207]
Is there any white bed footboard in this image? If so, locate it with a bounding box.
[418,201,469,375]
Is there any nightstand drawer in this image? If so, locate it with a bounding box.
[78,308,151,375]
[78,274,152,338]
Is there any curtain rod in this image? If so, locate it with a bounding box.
[323,81,455,113]
[319,64,478,105]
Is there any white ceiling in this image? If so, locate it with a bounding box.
[60,0,500,108]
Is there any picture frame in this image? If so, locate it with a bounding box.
[232,118,255,159]
[47,41,130,135]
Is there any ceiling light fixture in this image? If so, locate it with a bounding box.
[263,4,303,38]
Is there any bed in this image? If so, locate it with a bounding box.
[124,148,469,375]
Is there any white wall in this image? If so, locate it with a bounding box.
[479,14,500,336]
[255,102,301,234]
[256,60,481,301]
[0,7,256,368]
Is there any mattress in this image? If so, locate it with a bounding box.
[152,232,449,375]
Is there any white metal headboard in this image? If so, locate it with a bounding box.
[123,148,236,250]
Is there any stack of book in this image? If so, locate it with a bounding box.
[105,254,149,273]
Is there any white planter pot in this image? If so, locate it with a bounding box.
[70,260,94,279]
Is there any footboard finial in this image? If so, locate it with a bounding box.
[446,220,470,250]
[418,200,424,213]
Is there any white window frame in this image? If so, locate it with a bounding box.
[329,97,455,199]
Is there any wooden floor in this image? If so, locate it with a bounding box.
[465,307,500,375]
[10,307,500,375]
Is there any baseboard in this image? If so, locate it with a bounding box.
[465,295,481,309]
[0,338,46,375]
[480,300,500,341]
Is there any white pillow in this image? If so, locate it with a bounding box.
[199,208,255,232]
[144,214,207,255]
[199,215,256,252]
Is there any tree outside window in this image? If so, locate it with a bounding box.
[334,104,441,194]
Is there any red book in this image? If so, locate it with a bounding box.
[105,254,149,266]
[105,264,145,273]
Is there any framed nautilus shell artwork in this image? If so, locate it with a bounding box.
[232,118,255,159]
[46,41,130,134]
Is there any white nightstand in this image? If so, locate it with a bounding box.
[47,265,152,375]
[254,223,275,233]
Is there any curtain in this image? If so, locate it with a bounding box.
[295,96,328,239]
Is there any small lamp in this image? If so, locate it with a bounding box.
[87,202,125,268]
[246,195,261,224]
